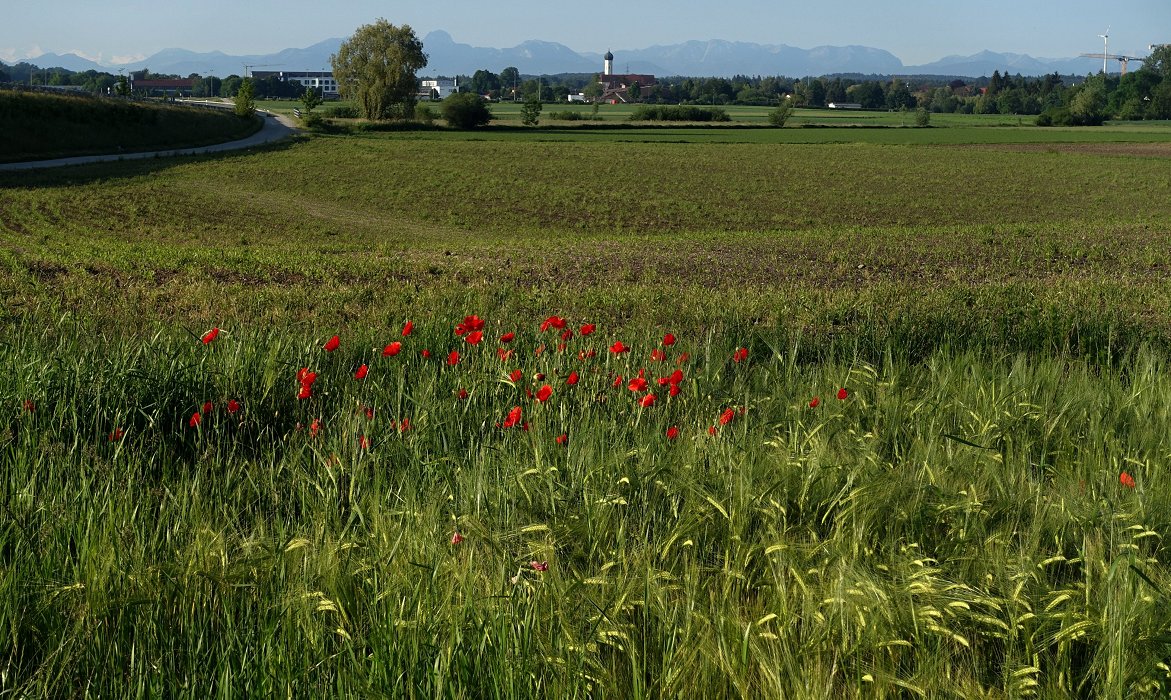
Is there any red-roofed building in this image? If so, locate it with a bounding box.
[595,50,655,103]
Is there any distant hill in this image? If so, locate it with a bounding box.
[25,52,107,73]
[17,34,1117,79]
[906,50,1095,78]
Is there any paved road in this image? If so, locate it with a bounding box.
[0,108,299,172]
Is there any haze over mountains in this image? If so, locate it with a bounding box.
[17,30,1111,78]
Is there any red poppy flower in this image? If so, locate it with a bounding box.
[627,377,649,392]
[535,385,553,403]
[669,384,680,397]
[555,433,568,445]
[649,349,667,362]
[447,350,460,366]
[383,341,402,357]
[609,341,628,354]
[297,384,312,400]
[202,401,213,415]
[188,412,202,428]
[639,394,657,408]
[732,347,748,363]
[580,323,596,336]
[501,332,515,343]
[566,371,579,386]
[530,561,549,572]
[669,369,684,385]
[227,399,241,415]
[108,427,125,442]
[662,333,676,347]
[837,388,849,400]
[358,435,369,450]
[534,344,545,356]
[540,315,567,332]
[557,342,567,352]
[363,405,374,419]
[809,396,821,408]
[201,327,220,344]
[676,352,690,365]
[457,388,469,400]
[324,335,340,352]
[535,373,545,381]
[455,315,485,336]
[503,405,523,429]
[451,532,465,545]
[402,320,414,337]
[1120,471,1136,488]
[708,425,717,436]
[297,368,316,385]
[421,349,431,359]
[466,331,483,345]
[398,417,411,432]
[497,347,515,361]
[22,399,34,413]
[355,364,369,380]
[584,348,597,359]
[560,328,574,342]
[309,418,321,437]
[509,369,524,383]
[719,408,736,425]
[612,375,623,388]
[666,426,679,440]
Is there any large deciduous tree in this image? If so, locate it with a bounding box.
[331,19,427,120]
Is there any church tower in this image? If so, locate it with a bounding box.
[604,50,614,76]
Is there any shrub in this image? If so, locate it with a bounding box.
[1036,107,1103,127]
[914,107,931,127]
[549,110,585,121]
[414,104,436,126]
[441,92,492,129]
[324,105,359,119]
[520,96,542,126]
[629,105,730,122]
[768,102,793,127]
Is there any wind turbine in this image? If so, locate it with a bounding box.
[1098,28,1110,74]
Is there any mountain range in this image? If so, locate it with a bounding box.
[12,30,1112,79]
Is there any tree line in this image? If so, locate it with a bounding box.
[0,62,306,100]
[5,43,1169,121]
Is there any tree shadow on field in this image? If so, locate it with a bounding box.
[0,137,303,189]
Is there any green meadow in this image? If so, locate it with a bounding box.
[3,109,1171,697]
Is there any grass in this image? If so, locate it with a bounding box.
[0,90,262,163]
[3,120,1171,696]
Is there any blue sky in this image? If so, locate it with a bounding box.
[2,0,1166,66]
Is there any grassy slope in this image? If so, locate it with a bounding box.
[0,91,262,162]
[2,129,1170,356]
[3,125,1171,696]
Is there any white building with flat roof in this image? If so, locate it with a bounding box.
[418,78,458,100]
[252,70,338,97]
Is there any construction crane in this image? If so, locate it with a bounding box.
[1078,53,1144,75]
[242,63,282,78]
